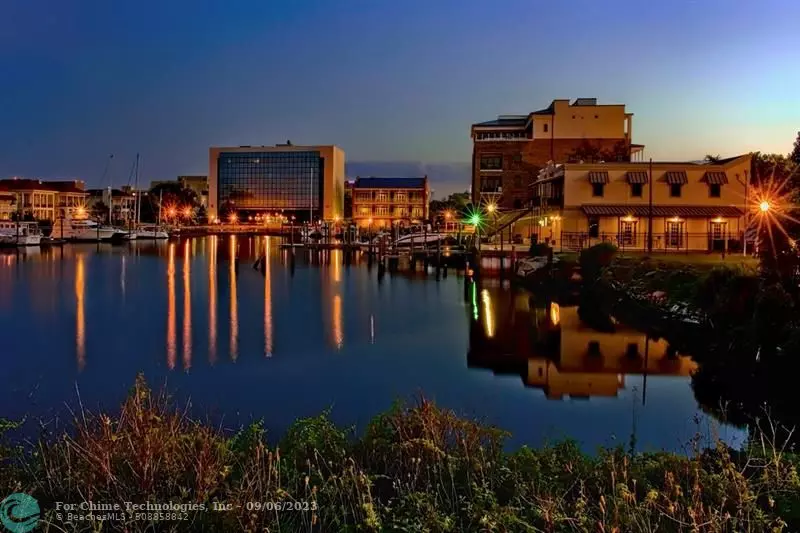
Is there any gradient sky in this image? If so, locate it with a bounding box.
[1,0,798,192]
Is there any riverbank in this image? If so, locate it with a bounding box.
[2,375,798,532]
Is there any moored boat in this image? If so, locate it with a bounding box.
[0,221,43,246]
[135,225,169,239]
[51,215,121,242]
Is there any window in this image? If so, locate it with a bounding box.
[479,156,502,170]
[592,183,605,197]
[375,206,389,215]
[709,184,721,198]
[620,221,636,245]
[375,191,389,202]
[630,183,643,197]
[393,191,407,202]
[217,150,323,211]
[513,176,524,188]
[670,184,682,198]
[480,176,502,193]
[588,216,600,238]
[666,221,684,248]
[543,123,549,133]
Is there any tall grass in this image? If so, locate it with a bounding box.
[2,375,798,532]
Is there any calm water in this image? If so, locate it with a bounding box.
[0,237,745,451]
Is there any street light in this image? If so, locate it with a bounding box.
[229,213,238,224]
[182,207,192,219]
[760,201,771,213]
[486,203,497,214]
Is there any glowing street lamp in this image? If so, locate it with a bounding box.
[182,207,192,218]
[229,213,238,224]
[166,207,177,220]
[486,203,497,214]
[759,201,771,213]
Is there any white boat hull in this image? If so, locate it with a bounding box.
[136,229,169,239]
[0,234,42,246]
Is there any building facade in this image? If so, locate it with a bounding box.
[471,98,642,210]
[177,176,209,207]
[0,178,88,221]
[0,188,15,220]
[351,177,430,228]
[87,188,136,224]
[530,154,752,253]
[208,144,345,222]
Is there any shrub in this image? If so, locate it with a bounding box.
[579,242,618,283]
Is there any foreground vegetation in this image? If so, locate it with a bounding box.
[2,376,799,532]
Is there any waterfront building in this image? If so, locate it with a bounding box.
[0,178,88,221]
[351,176,430,228]
[87,188,136,224]
[208,143,345,222]
[344,180,354,219]
[0,188,16,220]
[471,98,642,210]
[530,154,752,253]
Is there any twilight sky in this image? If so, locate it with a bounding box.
[1,0,798,196]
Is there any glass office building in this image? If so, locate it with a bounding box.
[209,145,345,222]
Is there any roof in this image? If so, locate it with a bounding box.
[472,116,528,128]
[354,177,427,189]
[0,178,86,193]
[531,102,555,115]
[581,205,743,218]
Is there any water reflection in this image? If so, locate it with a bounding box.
[166,242,176,369]
[263,237,273,357]
[75,253,86,371]
[468,282,697,401]
[182,240,192,370]
[229,236,238,361]
[209,236,217,363]
[121,255,126,300]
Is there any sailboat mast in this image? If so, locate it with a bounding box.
[135,153,142,228]
[158,189,163,228]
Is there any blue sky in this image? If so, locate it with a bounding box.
[1,0,798,196]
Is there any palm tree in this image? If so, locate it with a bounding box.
[704,154,722,163]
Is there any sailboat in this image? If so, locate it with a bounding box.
[136,177,168,239]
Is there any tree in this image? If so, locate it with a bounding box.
[704,154,721,163]
[91,201,109,220]
[791,131,800,166]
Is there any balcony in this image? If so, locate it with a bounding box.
[475,132,530,142]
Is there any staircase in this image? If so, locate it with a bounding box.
[482,209,530,238]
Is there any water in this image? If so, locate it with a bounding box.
[0,237,745,452]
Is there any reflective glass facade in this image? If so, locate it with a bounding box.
[217,151,323,210]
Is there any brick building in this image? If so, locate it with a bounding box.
[471,98,643,210]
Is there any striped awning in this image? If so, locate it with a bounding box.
[625,171,649,184]
[581,204,743,218]
[702,171,729,185]
[663,171,688,184]
[587,171,609,184]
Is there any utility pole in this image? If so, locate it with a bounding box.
[647,158,653,254]
[742,170,749,256]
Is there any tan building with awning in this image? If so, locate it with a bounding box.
[530,154,752,253]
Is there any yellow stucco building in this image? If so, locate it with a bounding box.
[531,154,752,252]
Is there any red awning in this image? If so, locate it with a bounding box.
[701,171,729,185]
[587,171,609,184]
[581,205,743,218]
[625,171,649,184]
[663,171,688,184]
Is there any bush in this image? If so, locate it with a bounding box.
[528,242,552,257]
[579,242,617,283]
